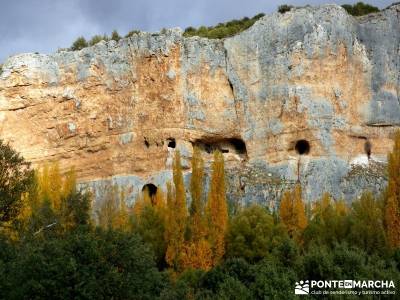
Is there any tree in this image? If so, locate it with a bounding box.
[180,147,213,270]
[70,36,88,51]
[111,30,121,41]
[385,130,400,249]
[226,205,277,262]
[0,140,34,224]
[189,147,206,241]
[88,34,108,46]
[60,190,92,231]
[207,151,228,265]
[279,184,307,240]
[303,193,350,247]
[96,184,130,231]
[133,188,167,268]
[165,151,187,270]
[342,2,379,16]
[278,4,293,14]
[349,192,386,254]
[3,229,167,299]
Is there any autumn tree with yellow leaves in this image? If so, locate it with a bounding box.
[181,147,213,270]
[279,184,308,240]
[165,151,188,270]
[384,130,400,249]
[96,184,130,231]
[206,150,228,266]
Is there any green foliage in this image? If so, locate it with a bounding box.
[226,205,285,262]
[125,30,141,38]
[348,192,387,254]
[70,36,88,51]
[134,204,167,268]
[0,228,167,299]
[303,194,350,248]
[111,30,121,41]
[278,4,293,14]
[183,13,265,39]
[88,34,109,46]
[0,139,34,223]
[342,2,380,16]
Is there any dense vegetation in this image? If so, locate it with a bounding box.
[0,132,400,298]
[69,30,123,51]
[183,13,265,39]
[342,2,380,16]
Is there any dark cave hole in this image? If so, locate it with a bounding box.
[193,138,247,156]
[364,140,372,159]
[142,183,158,198]
[167,138,176,149]
[228,79,234,94]
[229,138,247,154]
[144,138,150,148]
[295,139,310,155]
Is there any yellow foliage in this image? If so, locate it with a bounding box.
[279,184,308,240]
[385,130,400,248]
[97,184,131,231]
[165,151,188,270]
[206,151,228,266]
[181,239,213,271]
[190,147,207,242]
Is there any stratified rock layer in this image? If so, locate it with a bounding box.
[0,4,399,206]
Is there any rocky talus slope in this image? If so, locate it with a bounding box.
[0,4,399,206]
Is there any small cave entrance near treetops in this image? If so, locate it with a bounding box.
[193,138,247,157]
[295,139,310,155]
[142,183,158,199]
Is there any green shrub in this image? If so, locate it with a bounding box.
[342,2,380,16]
[70,36,88,51]
[183,13,265,39]
[111,30,121,42]
[88,34,109,46]
[125,30,141,38]
[278,4,293,14]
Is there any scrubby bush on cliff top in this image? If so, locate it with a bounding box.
[342,2,380,16]
[69,29,124,51]
[183,13,265,39]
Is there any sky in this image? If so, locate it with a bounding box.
[0,0,394,62]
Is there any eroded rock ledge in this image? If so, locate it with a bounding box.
[0,4,399,205]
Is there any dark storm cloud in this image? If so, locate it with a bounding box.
[0,0,394,62]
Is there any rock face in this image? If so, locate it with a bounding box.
[0,4,399,207]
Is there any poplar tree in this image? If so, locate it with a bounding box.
[190,147,206,241]
[385,130,400,249]
[181,147,213,270]
[165,151,187,270]
[279,184,307,240]
[206,150,228,265]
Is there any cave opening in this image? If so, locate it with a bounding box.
[364,140,372,159]
[142,183,158,198]
[295,139,310,155]
[167,138,176,149]
[144,138,150,148]
[229,138,247,154]
[193,137,247,157]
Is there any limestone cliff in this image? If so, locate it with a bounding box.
[0,4,399,207]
